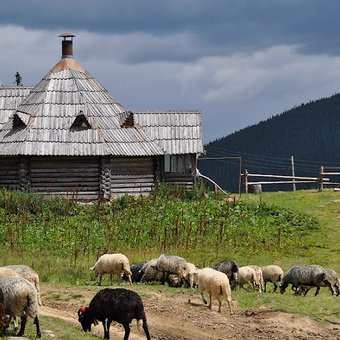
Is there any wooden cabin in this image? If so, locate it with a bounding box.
[0,34,203,200]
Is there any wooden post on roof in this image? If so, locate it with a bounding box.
[319,166,324,192]
[244,169,248,193]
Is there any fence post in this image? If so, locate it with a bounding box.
[291,156,296,192]
[319,166,324,192]
[244,169,248,193]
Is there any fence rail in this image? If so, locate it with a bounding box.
[243,168,335,193]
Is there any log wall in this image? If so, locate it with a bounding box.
[29,157,100,200]
[110,157,154,197]
[0,157,20,189]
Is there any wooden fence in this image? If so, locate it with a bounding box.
[243,168,334,193]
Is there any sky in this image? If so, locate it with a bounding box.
[1,0,340,143]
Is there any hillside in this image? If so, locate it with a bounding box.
[199,93,340,193]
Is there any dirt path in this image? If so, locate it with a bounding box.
[39,283,340,340]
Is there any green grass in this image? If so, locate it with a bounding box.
[10,316,99,340]
[1,187,340,335]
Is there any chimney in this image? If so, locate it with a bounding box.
[58,33,75,58]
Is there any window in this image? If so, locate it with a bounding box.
[164,154,192,173]
[71,113,91,130]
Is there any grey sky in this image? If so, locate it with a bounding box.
[1,0,340,142]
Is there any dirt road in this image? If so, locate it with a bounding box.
[40,283,340,340]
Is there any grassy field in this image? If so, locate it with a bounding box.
[1,188,340,338]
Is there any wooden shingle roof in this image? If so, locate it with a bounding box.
[0,35,203,157]
[0,86,32,127]
[0,58,164,156]
[134,110,203,154]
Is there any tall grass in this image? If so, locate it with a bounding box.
[0,186,318,284]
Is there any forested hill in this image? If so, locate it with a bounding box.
[199,93,340,193]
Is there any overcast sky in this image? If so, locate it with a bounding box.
[1,0,340,143]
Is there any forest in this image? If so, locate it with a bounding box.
[199,93,340,193]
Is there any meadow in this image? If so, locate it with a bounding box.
[0,186,339,339]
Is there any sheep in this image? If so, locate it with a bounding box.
[122,261,147,283]
[280,265,332,296]
[3,265,42,306]
[0,267,21,332]
[140,259,183,287]
[194,267,233,315]
[212,259,239,290]
[261,265,284,293]
[90,253,132,285]
[140,259,163,284]
[155,254,190,285]
[237,266,258,291]
[248,265,264,293]
[78,287,151,340]
[297,268,340,296]
[0,276,41,338]
[185,262,199,288]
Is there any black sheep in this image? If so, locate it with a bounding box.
[212,259,239,290]
[78,288,151,340]
[122,261,147,283]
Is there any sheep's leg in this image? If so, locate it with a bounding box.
[227,296,233,315]
[208,294,212,310]
[98,275,102,286]
[142,318,151,340]
[110,274,113,286]
[200,292,208,305]
[314,286,321,296]
[218,299,222,313]
[102,320,110,339]
[122,323,131,340]
[34,315,41,338]
[273,283,278,293]
[263,281,267,293]
[17,314,27,337]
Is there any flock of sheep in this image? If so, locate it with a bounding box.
[0,253,339,339]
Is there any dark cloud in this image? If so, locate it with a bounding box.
[2,0,340,63]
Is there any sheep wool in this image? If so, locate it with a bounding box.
[261,265,284,293]
[212,259,239,290]
[4,265,42,306]
[78,288,151,339]
[196,267,233,315]
[90,253,132,285]
[0,276,41,338]
[280,264,331,296]
[237,266,258,291]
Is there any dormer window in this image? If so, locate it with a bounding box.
[121,111,134,128]
[12,112,29,129]
[71,113,91,130]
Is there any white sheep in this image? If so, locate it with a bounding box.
[249,265,264,293]
[186,262,199,288]
[261,265,284,292]
[0,267,21,278]
[0,267,22,332]
[194,267,233,315]
[3,265,42,306]
[0,276,41,338]
[237,266,258,291]
[90,253,132,285]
